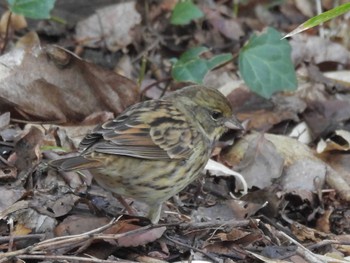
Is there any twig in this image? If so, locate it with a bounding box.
[0,217,121,260]
[178,219,250,231]
[17,254,136,263]
[140,77,172,99]
[279,231,325,263]
[164,234,220,263]
[1,11,12,54]
[0,234,44,244]
[0,216,163,262]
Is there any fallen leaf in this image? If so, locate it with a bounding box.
[54,215,110,236]
[12,126,44,171]
[281,159,326,193]
[290,34,350,65]
[317,130,350,153]
[0,11,27,34]
[117,226,166,247]
[0,112,10,129]
[203,7,244,41]
[224,132,284,189]
[0,186,25,213]
[228,88,306,131]
[75,1,141,52]
[12,208,57,234]
[0,45,139,123]
[303,99,350,139]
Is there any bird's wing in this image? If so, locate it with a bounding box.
[79,100,199,160]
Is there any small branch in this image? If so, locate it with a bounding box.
[1,11,12,54]
[0,234,44,244]
[18,254,136,263]
[0,217,121,260]
[164,234,220,263]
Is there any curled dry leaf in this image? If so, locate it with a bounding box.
[317,129,350,153]
[205,159,247,194]
[225,132,323,190]
[224,132,285,189]
[0,167,17,181]
[224,132,350,201]
[0,11,27,34]
[0,44,139,124]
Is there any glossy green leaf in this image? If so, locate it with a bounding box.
[7,0,56,19]
[172,46,232,83]
[239,27,297,98]
[171,0,204,25]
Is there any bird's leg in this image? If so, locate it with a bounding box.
[147,203,162,224]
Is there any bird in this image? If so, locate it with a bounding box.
[51,85,243,223]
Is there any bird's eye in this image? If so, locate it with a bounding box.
[211,110,223,120]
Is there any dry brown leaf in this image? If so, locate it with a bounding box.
[75,1,141,52]
[290,34,350,65]
[291,221,329,242]
[194,202,238,221]
[316,207,333,233]
[224,132,284,189]
[118,226,166,247]
[317,130,350,153]
[13,223,32,236]
[11,126,44,172]
[303,99,350,139]
[0,45,139,124]
[241,186,283,218]
[203,7,244,41]
[226,200,266,220]
[12,208,57,234]
[216,228,250,242]
[203,241,247,259]
[281,159,326,193]
[15,31,41,49]
[54,215,110,236]
[0,112,10,129]
[228,88,306,131]
[0,167,17,181]
[50,194,81,217]
[0,11,27,34]
[225,132,350,202]
[0,186,25,213]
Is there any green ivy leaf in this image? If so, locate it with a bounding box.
[7,0,56,19]
[239,27,297,98]
[172,46,232,83]
[171,0,204,25]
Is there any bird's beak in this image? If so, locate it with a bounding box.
[224,116,244,130]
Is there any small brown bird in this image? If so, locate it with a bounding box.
[51,85,242,223]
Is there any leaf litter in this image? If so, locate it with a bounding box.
[0,1,349,262]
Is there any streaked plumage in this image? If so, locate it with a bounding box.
[51,85,242,223]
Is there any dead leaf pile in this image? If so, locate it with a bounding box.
[0,1,349,262]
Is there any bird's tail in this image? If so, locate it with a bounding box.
[50,156,102,171]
